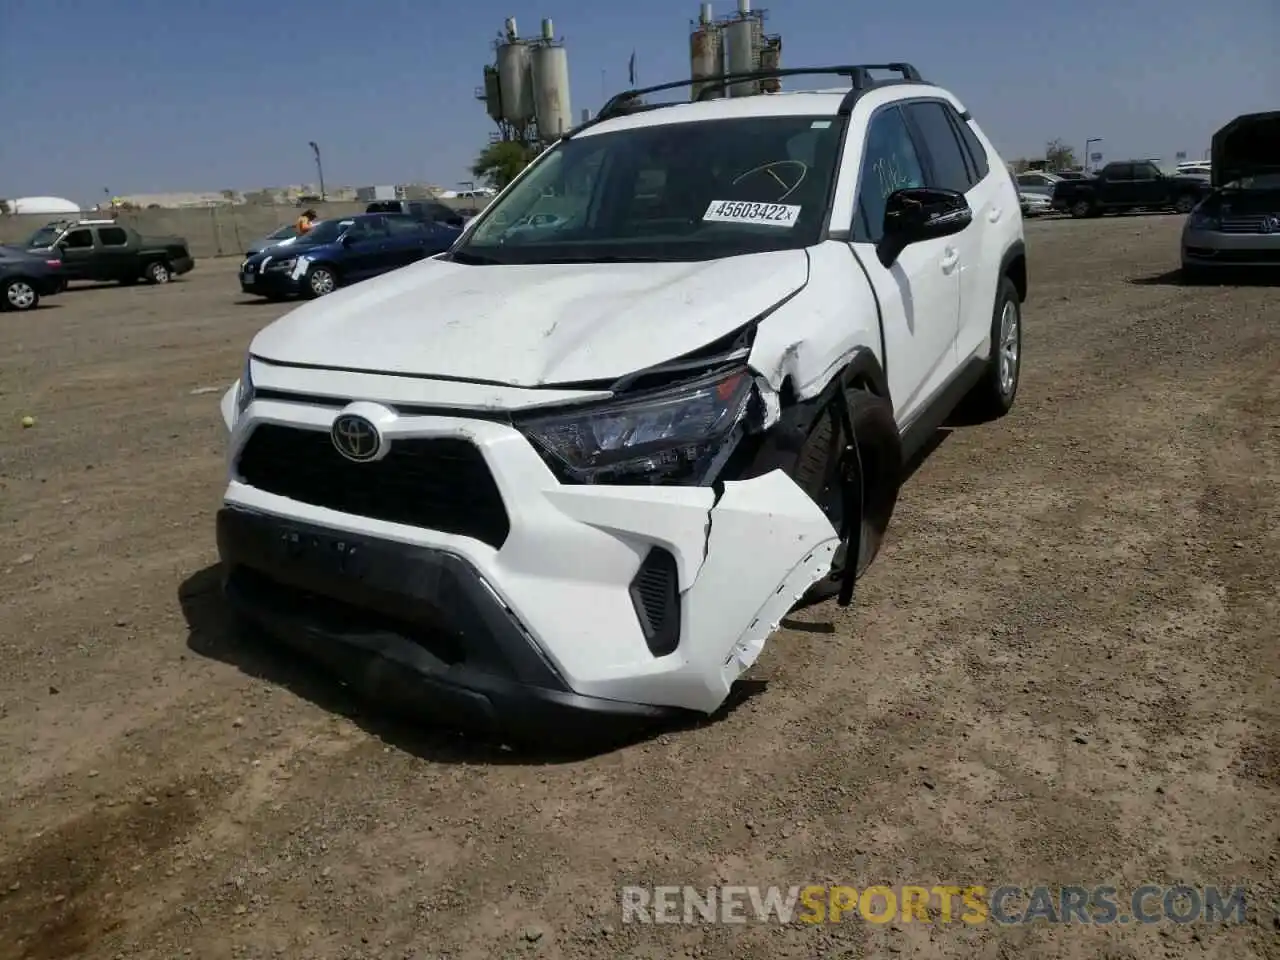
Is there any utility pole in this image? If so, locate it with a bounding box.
[308,141,326,201]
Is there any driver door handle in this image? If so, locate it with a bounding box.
[988,206,1002,223]
[940,248,959,273]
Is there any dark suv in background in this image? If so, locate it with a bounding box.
[365,199,465,228]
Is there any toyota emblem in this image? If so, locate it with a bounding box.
[331,414,381,462]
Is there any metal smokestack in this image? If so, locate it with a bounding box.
[700,2,713,23]
[541,18,554,39]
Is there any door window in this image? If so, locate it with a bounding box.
[907,101,974,194]
[63,229,93,248]
[98,227,128,246]
[853,106,927,242]
[385,216,424,237]
[1133,163,1161,179]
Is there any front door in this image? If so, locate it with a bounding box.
[847,104,960,424]
[56,227,96,280]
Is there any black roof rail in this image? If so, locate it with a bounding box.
[563,63,925,139]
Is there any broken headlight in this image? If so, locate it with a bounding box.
[519,366,754,485]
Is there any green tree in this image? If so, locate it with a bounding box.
[1045,139,1077,171]
[471,140,538,190]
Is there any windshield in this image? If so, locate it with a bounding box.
[295,218,353,244]
[26,225,62,247]
[456,115,846,264]
[269,224,298,239]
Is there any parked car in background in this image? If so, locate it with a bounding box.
[245,223,299,258]
[1181,111,1280,280]
[365,199,465,228]
[239,213,460,300]
[1176,161,1212,178]
[1019,192,1053,217]
[22,219,194,285]
[1051,161,1212,218]
[1015,171,1062,199]
[0,246,66,311]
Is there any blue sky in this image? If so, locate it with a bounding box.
[2,0,1276,204]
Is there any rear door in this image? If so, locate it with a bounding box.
[94,226,134,279]
[904,99,1004,366]
[340,216,390,279]
[384,215,431,266]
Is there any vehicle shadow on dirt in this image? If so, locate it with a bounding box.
[178,565,765,765]
[1130,268,1280,287]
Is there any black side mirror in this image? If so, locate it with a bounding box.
[877,187,973,267]
[340,234,355,247]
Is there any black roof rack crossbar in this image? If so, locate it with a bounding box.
[564,62,924,138]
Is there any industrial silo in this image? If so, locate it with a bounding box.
[481,65,503,122]
[689,4,724,101]
[496,18,535,124]
[531,18,572,140]
[758,36,781,92]
[723,0,758,97]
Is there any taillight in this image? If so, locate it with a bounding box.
[46,260,62,267]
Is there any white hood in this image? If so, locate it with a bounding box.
[249,249,810,386]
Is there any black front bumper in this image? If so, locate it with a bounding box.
[240,269,301,297]
[215,507,685,745]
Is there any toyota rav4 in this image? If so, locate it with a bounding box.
[216,64,1027,746]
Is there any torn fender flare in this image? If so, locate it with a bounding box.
[220,383,238,432]
[677,468,840,714]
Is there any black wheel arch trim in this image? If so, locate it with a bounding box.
[1000,240,1028,302]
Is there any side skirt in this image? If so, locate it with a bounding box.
[897,356,986,466]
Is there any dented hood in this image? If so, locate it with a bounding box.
[249,249,809,386]
[1211,111,1280,188]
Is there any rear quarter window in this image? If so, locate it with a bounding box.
[954,117,991,182]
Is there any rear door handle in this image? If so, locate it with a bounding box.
[940,248,959,272]
[988,206,1002,222]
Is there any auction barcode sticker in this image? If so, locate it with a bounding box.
[703,200,802,227]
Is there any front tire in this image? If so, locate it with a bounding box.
[303,264,338,298]
[792,387,902,602]
[1070,199,1094,218]
[1174,194,1197,214]
[145,261,172,284]
[962,275,1022,419]
[2,278,39,311]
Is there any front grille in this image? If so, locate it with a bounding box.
[236,424,510,548]
[1219,216,1271,234]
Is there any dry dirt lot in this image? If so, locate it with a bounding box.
[1,216,1277,960]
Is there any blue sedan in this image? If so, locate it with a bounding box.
[239,212,460,300]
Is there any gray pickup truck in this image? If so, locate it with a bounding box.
[23,219,195,285]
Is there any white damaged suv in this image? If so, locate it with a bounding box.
[217,64,1026,745]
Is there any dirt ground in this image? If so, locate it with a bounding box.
[1,216,1276,960]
